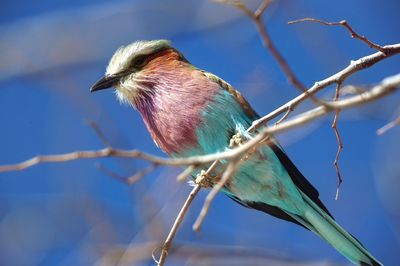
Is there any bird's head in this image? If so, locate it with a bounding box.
[90,40,185,105]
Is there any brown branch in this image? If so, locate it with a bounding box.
[0,147,171,172]
[85,119,112,147]
[0,146,235,172]
[156,184,201,266]
[377,115,400,135]
[331,83,344,200]
[97,163,158,185]
[216,0,306,93]
[288,18,387,53]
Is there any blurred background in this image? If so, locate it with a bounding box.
[0,0,399,265]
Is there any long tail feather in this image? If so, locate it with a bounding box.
[289,191,382,266]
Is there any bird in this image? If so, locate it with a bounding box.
[91,40,382,266]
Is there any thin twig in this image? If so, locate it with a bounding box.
[216,0,306,93]
[288,18,387,53]
[97,163,157,185]
[176,165,196,182]
[377,115,400,135]
[156,184,201,266]
[331,83,344,200]
[85,119,111,147]
[275,105,293,125]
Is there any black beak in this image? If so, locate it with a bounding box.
[90,74,122,92]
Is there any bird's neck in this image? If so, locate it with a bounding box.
[133,56,220,155]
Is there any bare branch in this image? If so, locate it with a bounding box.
[288,18,387,53]
[85,120,112,147]
[176,165,196,182]
[216,0,306,93]
[0,147,169,171]
[156,184,201,266]
[377,115,400,135]
[97,163,158,185]
[275,105,292,125]
[331,83,344,200]
[322,74,399,108]
[254,20,307,93]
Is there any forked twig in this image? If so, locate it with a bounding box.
[288,18,387,53]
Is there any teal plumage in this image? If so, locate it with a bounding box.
[91,40,382,266]
[190,83,380,266]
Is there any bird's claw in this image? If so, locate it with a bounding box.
[229,132,244,148]
[195,170,213,188]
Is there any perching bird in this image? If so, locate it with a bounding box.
[91,40,381,266]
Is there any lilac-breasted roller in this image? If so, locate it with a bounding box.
[91,40,381,266]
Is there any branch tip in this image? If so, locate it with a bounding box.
[288,17,387,53]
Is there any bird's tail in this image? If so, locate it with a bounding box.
[289,191,382,266]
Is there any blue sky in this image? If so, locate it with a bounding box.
[0,1,399,265]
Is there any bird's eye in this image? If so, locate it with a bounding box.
[132,55,147,68]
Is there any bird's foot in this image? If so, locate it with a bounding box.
[229,132,244,148]
[195,170,213,188]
